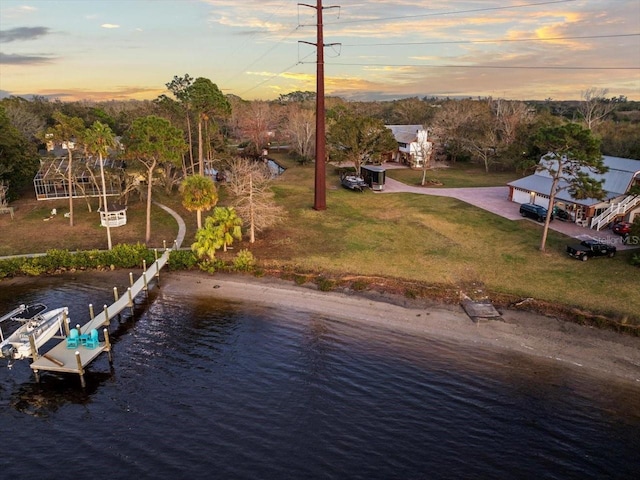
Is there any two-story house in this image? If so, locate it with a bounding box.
[507,155,640,229]
[385,125,432,167]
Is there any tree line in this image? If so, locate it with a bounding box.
[1,78,638,258]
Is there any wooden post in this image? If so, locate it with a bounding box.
[127,287,134,313]
[103,304,110,326]
[129,272,134,287]
[28,334,38,360]
[75,351,85,388]
[104,328,112,363]
[143,271,148,292]
[155,250,160,285]
[76,323,82,335]
[113,286,119,303]
[63,314,70,336]
[89,303,94,320]
[163,240,167,250]
[33,369,40,383]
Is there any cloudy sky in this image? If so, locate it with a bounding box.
[1,0,638,102]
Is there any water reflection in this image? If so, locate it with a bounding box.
[0,273,639,479]
[9,370,113,417]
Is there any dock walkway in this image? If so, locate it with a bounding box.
[29,248,171,385]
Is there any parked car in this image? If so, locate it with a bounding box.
[553,207,572,222]
[519,203,553,222]
[612,221,632,236]
[566,240,616,261]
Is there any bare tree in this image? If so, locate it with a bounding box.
[237,101,272,157]
[493,99,532,146]
[285,104,315,161]
[4,101,46,143]
[578,87,615,130]
[223,157,285,243]
[418,134,434,186]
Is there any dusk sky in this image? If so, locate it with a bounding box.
[1,0,639,102]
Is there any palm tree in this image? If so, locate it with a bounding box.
[84,121,116,250]
[191,207,242,261]
[46,112,85,226]
[180,174,218,229]
[210,206,242,252]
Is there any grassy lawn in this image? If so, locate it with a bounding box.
[0,193,186,255]
[2,155,639,324]
[386,162,521,188]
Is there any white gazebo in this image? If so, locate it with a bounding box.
[99,203,127,227]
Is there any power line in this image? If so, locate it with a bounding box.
[321,0,577,26]
[323,62,640,70]
[236,50,315,98]
[340,33,640,48]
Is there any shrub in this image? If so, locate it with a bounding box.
[43,249,76,269]
[168,249,198,270]
[631,253,640,267]
[20,259,46,276]
[0,257,24,278]
[197,258,225,274]
[233,249,256,272]
[102,243,150,269]
[350,279,369,291]
[316,276,335,291]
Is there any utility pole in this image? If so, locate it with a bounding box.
[300,1,338,211]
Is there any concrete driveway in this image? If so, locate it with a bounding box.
[380,176,636,250]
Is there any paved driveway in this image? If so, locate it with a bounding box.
[381,177,635,250]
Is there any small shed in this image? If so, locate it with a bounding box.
[361,165,386,191]
[99,203,127,227]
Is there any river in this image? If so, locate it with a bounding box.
[0,272,638,479]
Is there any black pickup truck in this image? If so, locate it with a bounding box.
[566,240,616,261]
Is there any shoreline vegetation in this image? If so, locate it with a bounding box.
[1,159,639,343]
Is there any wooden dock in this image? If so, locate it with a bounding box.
[29,248,171,386]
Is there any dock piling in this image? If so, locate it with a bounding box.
[89,304,94,320]
[142,260,148,291]
[74,351,85,388]
[28,334,38,360]
[104,328,112,363]
[103,304,110,326]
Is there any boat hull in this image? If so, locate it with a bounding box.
[0,307,68,361]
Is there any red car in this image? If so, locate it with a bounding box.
[612,221,632,236]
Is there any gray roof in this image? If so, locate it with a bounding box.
[385,125,423,143]
[508,155,640,205]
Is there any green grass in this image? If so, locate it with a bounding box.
[3,153,640,323]
[386,162,521,188]
[259,155,640,322]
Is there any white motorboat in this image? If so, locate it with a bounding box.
[0,304,69,361]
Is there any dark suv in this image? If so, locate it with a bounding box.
[519,203,552,222]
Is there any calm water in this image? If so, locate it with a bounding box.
[0,272,639,480]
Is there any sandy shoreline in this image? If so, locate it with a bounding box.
[163,271,640,385]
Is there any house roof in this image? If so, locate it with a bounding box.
[508,155,640,206]
[385,125,423,143]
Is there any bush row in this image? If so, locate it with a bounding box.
[0,244,257,278]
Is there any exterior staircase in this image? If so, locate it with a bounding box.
[590,194,640,230]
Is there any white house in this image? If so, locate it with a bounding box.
[385,125,432,167]
[507,155,640,229]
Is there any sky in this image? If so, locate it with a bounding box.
[1,0,639,103]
